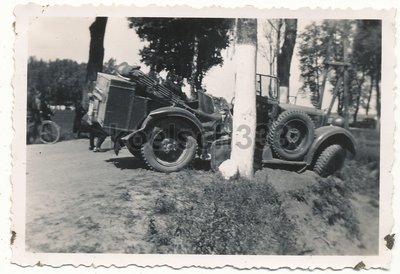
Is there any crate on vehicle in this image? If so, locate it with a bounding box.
[90,73,148,131]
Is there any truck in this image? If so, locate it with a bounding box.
[87,66,356,177]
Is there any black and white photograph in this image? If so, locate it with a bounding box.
[10,4,395,269]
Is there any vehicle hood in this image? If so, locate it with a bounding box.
[279,103,326,117]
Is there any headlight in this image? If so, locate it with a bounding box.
[332,116,345,127]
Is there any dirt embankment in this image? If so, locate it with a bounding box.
[26,139,379,255]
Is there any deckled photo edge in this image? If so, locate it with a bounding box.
[11,4,396,269]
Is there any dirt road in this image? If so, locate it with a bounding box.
[26,138,166,253]
[26,139,379,254]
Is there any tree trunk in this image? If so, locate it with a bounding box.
[219,19,257,180]
[365,76,374,115]
[277,19,297,103]
[375,73,381,132]
[83,17,108,108]
[275,20,283,77]
[190,34,199,99]
[353,74,364,123]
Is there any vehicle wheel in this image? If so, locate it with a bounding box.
[123,133,144,160]
[313,144,346,177]
[128,146,143,160]
[39,120,60,144]
[141,119,198,172]
[268,110,315,161]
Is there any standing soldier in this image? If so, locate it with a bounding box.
[30,89,42,141]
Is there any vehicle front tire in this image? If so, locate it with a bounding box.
[141,120,198,173]
[125,133,145,160]
[313,144,346,177]
[128,146,143,160]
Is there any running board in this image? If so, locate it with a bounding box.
[262,159,307,166]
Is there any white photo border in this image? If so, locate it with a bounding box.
[11,4,396,269]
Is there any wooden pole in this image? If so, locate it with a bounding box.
[342,23,350,130]
[326,75,343,118]
[317,21,338,110]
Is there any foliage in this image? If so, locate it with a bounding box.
[28,56,87,104]
[352,20,381,80]
[128,18,233,90]
[298,21,341,108]
[103,58,118,74]
[298,20,381,121]
[352,20,382,118]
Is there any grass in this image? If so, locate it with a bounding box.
[146,174,298,255]
[311,177,360,237]
[340,128,380,198]
[350,128,380,164]
[142,129,380,255]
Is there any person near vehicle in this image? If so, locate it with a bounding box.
[28,89,42,141]
[40,99,54,120]
[75,96,108,152]
[81,117,108,152]
[73,102,87,137]
[164,71,187,100]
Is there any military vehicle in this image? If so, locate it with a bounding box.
[87,66,355,177]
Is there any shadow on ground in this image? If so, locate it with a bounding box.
[106,157,211,171]
[106,157,149,170]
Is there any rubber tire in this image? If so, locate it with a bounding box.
[125,134,145,160]
[128,146,143,160]
[314,144,346,177]
[268,110,315,161]
[141,121,198,173]
[39,120,60,144]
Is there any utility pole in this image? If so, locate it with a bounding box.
[317,21,336,110]
[342,23,351,130]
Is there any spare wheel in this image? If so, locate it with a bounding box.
[268,110,315,161]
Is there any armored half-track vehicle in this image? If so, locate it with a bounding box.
[87,67,355,177]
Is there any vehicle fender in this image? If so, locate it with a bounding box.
[304,126,356,165]
[122,107,206,149]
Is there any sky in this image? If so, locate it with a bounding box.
[28,17,143,65]
[28,16,375,113]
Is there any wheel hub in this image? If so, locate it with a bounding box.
[161,138,177,153]
[286,128,300,143]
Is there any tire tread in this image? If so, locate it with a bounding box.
[314,144,345,177]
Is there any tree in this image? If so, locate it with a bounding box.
[352,20,381,128]
[260,19,297,103]
[299,21,337,107]
[103,58,117,74]
[219,19,257,180]
[262,19,284,76]
[299,19,381,122]
[277,19,297,102]
[83,17,108,107]
[128,18,232,99]
[27,57,87,104]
